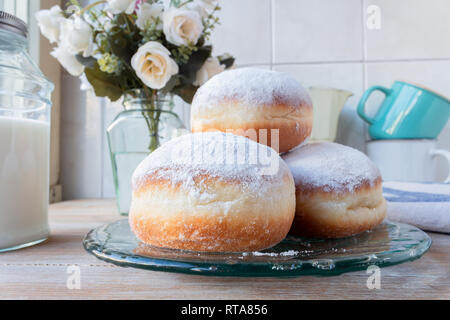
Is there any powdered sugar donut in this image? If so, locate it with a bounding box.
[129,132,296,252]
[282,142,387,238]
[190,68,313,153]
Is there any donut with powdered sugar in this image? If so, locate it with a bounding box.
[190,68,313,153]
[129,132,296,252]
[282,142,387,238]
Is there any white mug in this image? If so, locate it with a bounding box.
[366,139,450,183]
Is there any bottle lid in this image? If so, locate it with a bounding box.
[0,11,28,38]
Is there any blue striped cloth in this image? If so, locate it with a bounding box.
[383,181,450,234]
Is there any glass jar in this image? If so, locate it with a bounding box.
[0,12,54,252]
[107,90,186,215]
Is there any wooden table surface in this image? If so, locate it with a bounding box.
[0,200,448,300]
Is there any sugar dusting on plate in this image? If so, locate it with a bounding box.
[242,250,299,257]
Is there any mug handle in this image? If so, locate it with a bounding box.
[357,86,392,124]
[430,149,450,183]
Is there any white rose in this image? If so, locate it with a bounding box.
[106,0,138,14]
[136,3,163,30]
[193,57,225,86]
[51,46,84,76]
[60,16,93,57]
[185,2,207,19]
[163,7,203,46]
[196,0,217,11]
[35,5,63,43]
[191,0,217,17]
[131,41,179,89]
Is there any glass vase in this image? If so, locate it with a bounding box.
[107,90,186,215]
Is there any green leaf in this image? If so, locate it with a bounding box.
[160,75,181,95]
[172,84,198,104]
[178,45,212,83]
[161,74,198,103]
[85,64,122,102]
[108,14,141,63]
[109,34,135,63]
[219,56,235,69]
[75,54,97,68]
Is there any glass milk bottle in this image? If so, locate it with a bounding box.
[0,12,53,252]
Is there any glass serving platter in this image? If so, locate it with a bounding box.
[83,219,431,277]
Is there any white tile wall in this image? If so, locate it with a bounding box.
[211,0,272,65]
[60,0,450,199]
[272,0,363,63]
[364,0,450,60]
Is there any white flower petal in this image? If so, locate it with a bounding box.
[59,16,93,56]
[35,5,63,43]
[106,0,137,14]
[131,41,179,90]
[193,57,225,86]
[51,46,84,76]
[136,3,164,30]
[163,7,203,46]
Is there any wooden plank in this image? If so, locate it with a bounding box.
[0,263,448,300]
[0,200,448,300]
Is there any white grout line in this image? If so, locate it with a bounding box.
[362,1,369,155]
[268,57,450,66]
[361,0,368,89]
[270,0,275,70]
[236,63,272,68]
[272,60,364,66]
[362,0,368,62]
[364,57,450,63]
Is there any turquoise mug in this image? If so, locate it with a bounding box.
[357,81,450,139]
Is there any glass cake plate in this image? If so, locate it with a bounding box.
[83,219,431,277]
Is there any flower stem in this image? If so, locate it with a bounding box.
[140,89,161,153]
[78,0,106,16]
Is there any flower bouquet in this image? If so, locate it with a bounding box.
[36,0,234,102]
[36,0,234,214]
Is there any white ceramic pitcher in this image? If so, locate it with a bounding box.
[308,87,353,142]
